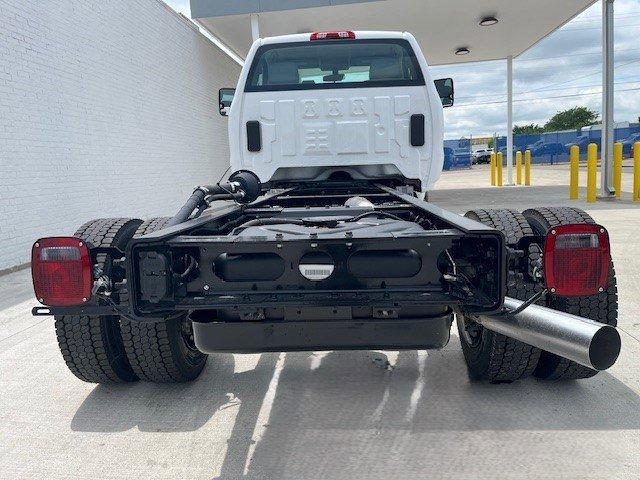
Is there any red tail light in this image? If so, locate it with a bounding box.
[310,31,356,41]
[31,237,93,306]
[543,224,610,297]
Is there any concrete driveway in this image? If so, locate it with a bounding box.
[1,164,639,479]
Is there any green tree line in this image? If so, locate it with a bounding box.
[513,106,599,135]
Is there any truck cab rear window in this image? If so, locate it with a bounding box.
[245,39,425,92]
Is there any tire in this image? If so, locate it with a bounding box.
[522,207,618,380]
[119,217,208,383]
[54,218,143,383]
[457,209,542,383]
[134,216,172,237]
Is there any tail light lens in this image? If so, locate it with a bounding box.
[31,237,93,306]
[310,31,356,41]
[543,224,610,297]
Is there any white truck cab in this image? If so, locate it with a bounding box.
[220,31,453,192]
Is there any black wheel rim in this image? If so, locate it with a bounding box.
[461,316,483,348]
[178,316,204,366]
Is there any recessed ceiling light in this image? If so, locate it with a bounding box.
[455,47,470,56]
[479,16,499,27]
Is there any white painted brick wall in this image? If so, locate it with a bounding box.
[0,0,241,271]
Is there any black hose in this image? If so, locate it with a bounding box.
[166,172,263,228]
[166,184,237,227]
[346,211,404,223]
[231,218,305,235]
[166,189,208,227]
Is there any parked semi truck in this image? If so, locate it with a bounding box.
[31,31,620,384]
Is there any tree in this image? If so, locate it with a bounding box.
[513,124,545,135]
[544,107,599,132]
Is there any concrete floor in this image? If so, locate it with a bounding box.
[1,164,639,479]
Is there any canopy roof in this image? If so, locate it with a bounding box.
[190,0,597,65]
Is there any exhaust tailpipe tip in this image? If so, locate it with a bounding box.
[589,325,621,371]
[476,297,622,372]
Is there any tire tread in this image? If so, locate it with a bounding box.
[462,209,542,382]
[119,217,206,383]
[54,218,142,383]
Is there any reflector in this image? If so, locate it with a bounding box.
[543,224,610,297]
[31,237,93,306]
[310,31,356,41]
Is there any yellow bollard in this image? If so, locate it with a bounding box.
[634,142,640,202]
[515,151,522,185]
[490,153,496,186]
[614,142,623,198]
[497,152,504,186]
[570,145,580,200]
[587,143,598,203]
[524,150,531,186]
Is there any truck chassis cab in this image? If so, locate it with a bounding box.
[30,31,620,384]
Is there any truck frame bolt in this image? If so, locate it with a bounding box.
[204,285,210,291]
[551,230,556,235]
[550,288,556,293]
[35,242,40,248]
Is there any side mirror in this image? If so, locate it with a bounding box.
[434,78,454,108]
[219,88,235,116]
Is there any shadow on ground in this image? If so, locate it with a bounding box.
[71,348,640,479]
[0,268,35,310]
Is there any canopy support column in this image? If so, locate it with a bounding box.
[506,55,514,185]
[601,0,615,196]
[251,14,261,41]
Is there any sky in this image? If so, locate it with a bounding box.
[165,0,640,139]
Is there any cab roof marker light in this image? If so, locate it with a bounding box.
[310,31,356,41]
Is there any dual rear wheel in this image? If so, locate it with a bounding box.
[458,207,618,383]
[54,217,207,384]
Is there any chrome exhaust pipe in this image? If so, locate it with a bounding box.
[473,297,621,371]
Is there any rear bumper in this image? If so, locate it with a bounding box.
[191,311,453,353]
